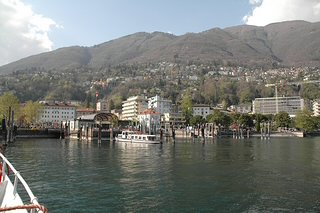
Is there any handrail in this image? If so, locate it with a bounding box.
[0,152,44,213]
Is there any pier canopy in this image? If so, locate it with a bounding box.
[78,113,118,123]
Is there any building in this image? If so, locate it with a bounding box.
[76,108,95,118]
[148,95,172,114]
[138,109,160,134]
[106,77,118,88]
[163,112,185,128]
[252,96,304,117]
[228,105,251,114]
[122,95,148,121]
[193,104,211,119]
[312,100,320,116]
[39,102,76,126]
[96,100,109,112]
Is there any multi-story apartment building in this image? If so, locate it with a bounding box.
[192,104,211,119]
[252,96,304,117]
[122,95,148,121]
[148,95,172,114]
[312,100,320,116]
[39,102,76,124]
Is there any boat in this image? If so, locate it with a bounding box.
[116,130,160,144]
[0,147,47,213]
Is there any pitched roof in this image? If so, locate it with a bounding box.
[140,109,160,115]
[76,108,95,112]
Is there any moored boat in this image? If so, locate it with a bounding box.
[0,148,47,213]
[116,130,160,144]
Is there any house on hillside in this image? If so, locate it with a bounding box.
[192,104,211,119]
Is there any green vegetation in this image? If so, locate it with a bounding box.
[0,92,20,119]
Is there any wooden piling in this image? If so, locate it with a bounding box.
[6,106,11,144]
[60,121,62,139]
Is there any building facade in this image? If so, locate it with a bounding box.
[192,104,211,119]
[228,105,251,114]
[312,100,320,116]
[76,108,95,118]
[122,95,148,121]
[96,100,109,112]
[252,96,304,117]
[148,95,172,114]
[138,109,161,134]
[39,102,76,125]
[163,112,185,128]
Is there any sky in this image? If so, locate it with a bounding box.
[1,0,320,66]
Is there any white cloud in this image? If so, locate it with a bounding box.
[243,0,320,26]
[249,0,262,4]
[0,0,59,66]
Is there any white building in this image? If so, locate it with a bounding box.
[122,95,148,121]
[148,95,172,114]
[138,109,161,134]
[252,96,304,117]
[39,102,76,125]
[193,104,211,119]
[312,100,320,116]
[228,105,251,114]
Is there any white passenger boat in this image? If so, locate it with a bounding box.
[0,149,47,213]
[116,130,160,144]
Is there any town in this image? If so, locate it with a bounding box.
[1,61,320,137]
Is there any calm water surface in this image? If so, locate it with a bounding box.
[4,137,320,212]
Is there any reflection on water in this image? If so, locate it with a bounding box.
[4,137,320,212]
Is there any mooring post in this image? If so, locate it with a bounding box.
[264,122,267,140]
[59,121,61,139]
[98,122,101,143]
[2,116,6,145]
[268,122,270,139]
[110,126,113,141]
[10,110,14,142]
[7,107,11,144]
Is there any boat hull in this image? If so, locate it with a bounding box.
[115,138,160,144]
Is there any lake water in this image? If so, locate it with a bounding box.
[4,137,320,212]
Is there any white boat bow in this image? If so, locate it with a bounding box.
[0,150,47,213]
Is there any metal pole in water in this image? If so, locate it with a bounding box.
[7,107,11,144]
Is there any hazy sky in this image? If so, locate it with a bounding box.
[1,0,320,66]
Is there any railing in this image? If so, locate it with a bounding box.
[0,152,45,213]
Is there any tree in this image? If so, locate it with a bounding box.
[85,92,92,108]
[238,113,254,128]
[111,93,123,110]
[274,111,291,128]
[0,92,20,120]
[255,114,261,132]
[109,99,115,111]
[293,109,317,133]
[180,95,193,125]
[190,115,203,126]
[207,109,231,127]
[22,101,43,125]
[230,112,241,124]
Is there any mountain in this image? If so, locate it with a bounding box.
[1,20,320,74]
